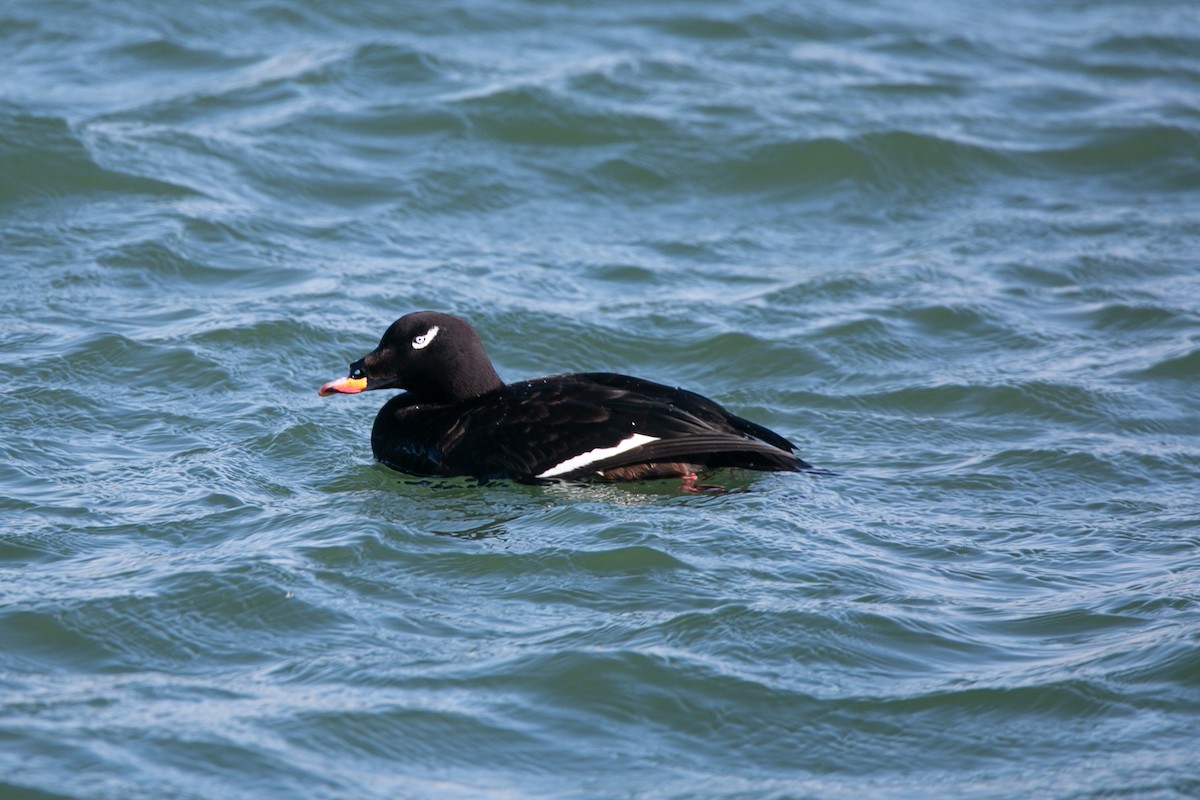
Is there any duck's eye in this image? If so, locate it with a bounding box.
[350,366,366,379]
[412,325,439,350]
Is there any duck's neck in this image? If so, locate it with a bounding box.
[414,335,505,403]
[443,359,504,403]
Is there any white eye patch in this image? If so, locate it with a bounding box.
[411,325,439,350]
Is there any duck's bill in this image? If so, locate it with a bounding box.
[318,376,368,396]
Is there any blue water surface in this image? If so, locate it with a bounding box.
[2,1,1198,798]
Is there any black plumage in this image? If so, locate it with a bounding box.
[319,311,822,484]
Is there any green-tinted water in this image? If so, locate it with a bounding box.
[2,1,1198,798]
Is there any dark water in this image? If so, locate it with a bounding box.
[3,1,1199,797]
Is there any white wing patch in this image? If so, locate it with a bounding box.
[412,325,439,349]
[536,433,661,479]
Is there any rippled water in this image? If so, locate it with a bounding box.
[3,1,1199,798]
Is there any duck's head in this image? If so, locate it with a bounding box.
[319,311,504,403]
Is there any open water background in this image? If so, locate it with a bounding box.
[2,1,1199,798]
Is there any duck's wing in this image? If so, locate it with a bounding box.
[426,374,812,482]
[573,372,803,452]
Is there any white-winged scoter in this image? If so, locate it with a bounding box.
[319,311,823,484]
